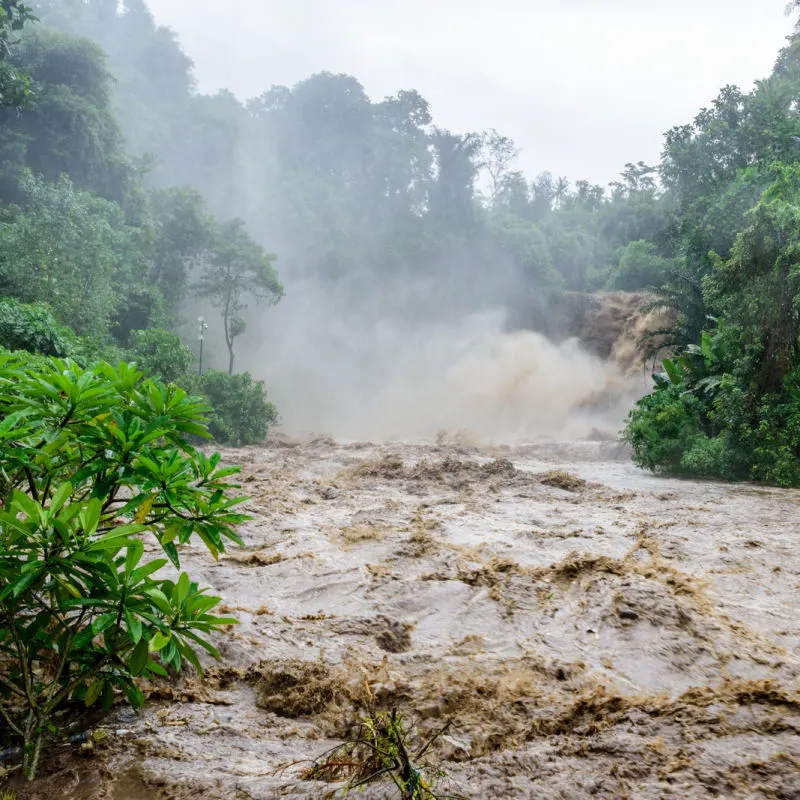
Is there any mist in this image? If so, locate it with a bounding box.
[233,226,647,440]
[24,0,794,447]
[125,1,786,445]
[244,301,644,441]
[146,0,791,187]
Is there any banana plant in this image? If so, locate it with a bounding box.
[654,329,725,398]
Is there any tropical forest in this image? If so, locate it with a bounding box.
[1,1,800,798]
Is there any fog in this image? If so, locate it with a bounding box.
[147,0,791,185]
[141,0,793,442]
[234,249,650,442]
[241,305,646,441]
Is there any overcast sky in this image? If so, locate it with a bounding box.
[146,0,794,186]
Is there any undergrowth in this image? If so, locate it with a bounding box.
[298,709,468,799]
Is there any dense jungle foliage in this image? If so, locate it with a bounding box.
[0,0,800,485]
[1,5,800,465]
[624,25,800,486]
[2,0,800,786]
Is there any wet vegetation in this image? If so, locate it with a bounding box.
[2,0,800,795]
[1,1,799,479]
[301,710,467,799]
[0,354,247,780]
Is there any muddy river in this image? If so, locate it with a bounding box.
[10,435,800,799]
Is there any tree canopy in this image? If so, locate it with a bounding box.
[0,0,797,486]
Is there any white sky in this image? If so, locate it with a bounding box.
[146,0,795,186]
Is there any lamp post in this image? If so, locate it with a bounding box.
[197,317,209,376]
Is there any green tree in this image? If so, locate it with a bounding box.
[652,64,800,348]
[0,297,76,356]
[0,171,136,338]
[0,354,247,780]
[625,164,800,487]
[128,327,194,383]
[428,129,481,230]
[149,186,215,314]
[705,163,800,394]
[0,0,36,109]
[0,26,133,204]
[154,90,248,220]
[553,176,570,209]
[478,129,520,207]
[606,240,675,291]
[489,213,561,289]
[33,0,196,169]
[195,219,283,374]
[181,370,278,446]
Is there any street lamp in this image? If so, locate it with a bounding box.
[197,317,209,376]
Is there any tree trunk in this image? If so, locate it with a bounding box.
[23,714,44,781]
[223,300,234,375]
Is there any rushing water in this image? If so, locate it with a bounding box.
[12,436,800,799]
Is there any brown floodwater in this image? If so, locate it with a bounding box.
[7,435,800,799]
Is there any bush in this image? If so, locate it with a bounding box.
[679,432,744,481]
[0,298,77,357]
[128,327,194,383]
[0,354,248,780]
[749,378,800,486]
[625,362,800,486]
[624,384,707,474]
[181,371,278,446]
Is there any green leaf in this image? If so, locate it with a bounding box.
[57,503,84,525]
[161,524,181,545]
[125,609,143,644]
[662,358,682,386]
[102,681,115,712]
[149,631,171,652]
[210,617,239,626]
[175,572,190,606]
[11,490,41,521]
[178,640,204,675]
[86,534,135,552]
[181,629,221,659]
[185,594,221,615]
[124,683,145,709]
[54,576,83,599]
[8,569,39,599]
[129,637,149,676]
[82,498,103,536]
[49,482,73,515]
[162,540,180,569]
[92,612,118,636]
[144,588,173,616]
[700,330,713,365]
[125,540,144,576]
[130,559,167,585]
[210,466,241,480]
[109,523,147,538]
[145,660,168,677]
[0,510,35,537]
[85,679,104,707]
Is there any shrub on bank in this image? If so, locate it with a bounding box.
[0,354,246,780]
[179,370,278,447]
[127,327,194,383]
[0,299,77,357]
[625,352,800,487]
